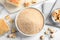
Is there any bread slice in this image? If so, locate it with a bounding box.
[0,19,9,35]
[6,0,21,7]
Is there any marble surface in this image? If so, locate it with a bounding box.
[0,0,60,40]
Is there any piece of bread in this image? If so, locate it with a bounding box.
[6,0,21,7]
[0,19,9,35]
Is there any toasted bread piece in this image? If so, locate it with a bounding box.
[6,0,21,7]
[0,19,9,35]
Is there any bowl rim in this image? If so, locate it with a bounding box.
[15,7,44,36]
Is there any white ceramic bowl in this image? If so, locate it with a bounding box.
[51,8,60,24]
[15,7,44,36]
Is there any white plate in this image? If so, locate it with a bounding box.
[0,0,24,13]
[0,0,45,13]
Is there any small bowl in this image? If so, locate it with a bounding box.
[51,8,60,24]
[15,7,44,36]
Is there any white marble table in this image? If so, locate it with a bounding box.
[0,0,60,40]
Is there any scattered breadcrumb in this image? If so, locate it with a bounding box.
[24,2,31,7]
[40,35,45,40]
[40,27,56,40]
[5,15,11,20]
[44,30,49,35]
[5,15,14,24]
[48,28,55,34]
[7,33,16,38]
